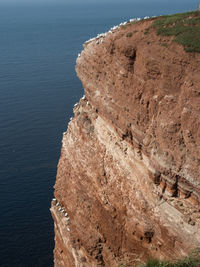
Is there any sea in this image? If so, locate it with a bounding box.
[0,1,198,266]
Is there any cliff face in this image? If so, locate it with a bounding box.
[51,18,200,266]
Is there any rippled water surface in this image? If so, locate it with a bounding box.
[0,1,197,266]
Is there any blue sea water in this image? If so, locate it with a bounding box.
[0,1,198,266]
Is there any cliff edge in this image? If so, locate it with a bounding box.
[51,12,200,266]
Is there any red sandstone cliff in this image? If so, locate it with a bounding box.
[51,17,200,266]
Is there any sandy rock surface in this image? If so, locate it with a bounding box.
[51,18,200,266]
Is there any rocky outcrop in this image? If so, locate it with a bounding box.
[51,17,200,266]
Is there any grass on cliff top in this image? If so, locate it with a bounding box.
[151,10,200,52]
[137,249,200,267]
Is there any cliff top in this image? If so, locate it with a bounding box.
[150,11,200,53]
[120,10,200,53]
[82,10,200,54]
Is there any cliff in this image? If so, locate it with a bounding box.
[51,12,200,266]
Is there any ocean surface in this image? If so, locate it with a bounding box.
[0,1,198,266]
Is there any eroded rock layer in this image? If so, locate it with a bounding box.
[51,18,200,266]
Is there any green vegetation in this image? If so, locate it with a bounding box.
[144,28,149,35]
[126,30,137,37]
[151,11,200,52]
[118,249,200,267]
[126,32,133,38]
[137,249,200,267]
[160,43,168,48]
